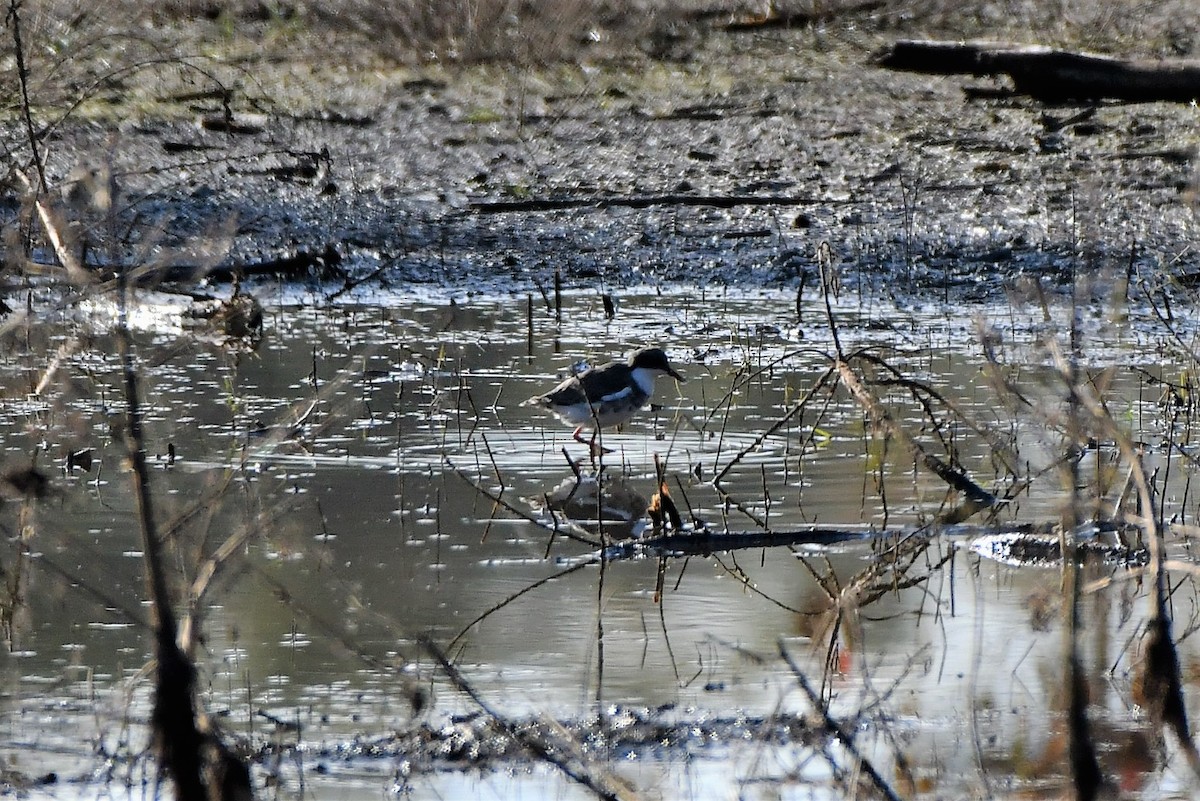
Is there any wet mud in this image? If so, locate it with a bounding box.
[25,8,1200,301]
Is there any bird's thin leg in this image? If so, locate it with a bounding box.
[572,426,590,445]
[587,427,613,457]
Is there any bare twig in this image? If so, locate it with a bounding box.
[713,366,837,485]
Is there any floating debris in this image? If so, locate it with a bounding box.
[296,705,823,769]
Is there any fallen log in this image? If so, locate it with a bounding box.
[877,39,1200,103]
[156,243,344,283]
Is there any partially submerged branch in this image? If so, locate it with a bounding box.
[835,357,998,515]
[780,643,904,801]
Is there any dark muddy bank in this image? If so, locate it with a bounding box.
[10,1,1198,301]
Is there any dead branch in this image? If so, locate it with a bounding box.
[606,525,874,559]
[877,39,1200,103]
[780,643,904,801]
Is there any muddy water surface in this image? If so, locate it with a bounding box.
[2,286,1199,799]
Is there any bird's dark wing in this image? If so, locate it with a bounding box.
[539,375,588,406]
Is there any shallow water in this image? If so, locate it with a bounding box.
[3,285,1200,798]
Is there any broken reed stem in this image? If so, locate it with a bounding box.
[542,493,560,558]
[594,416,608,710]
[861,355,1021,476]
[554,267,562,323]
[480,432,504,492]
[526,293,534,357]
[596,544,607,709]
[477,433,505,544]
[817,241,843,359]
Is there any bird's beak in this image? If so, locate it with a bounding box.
[667,367,685,383]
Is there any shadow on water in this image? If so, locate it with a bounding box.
[2,285,1200,798]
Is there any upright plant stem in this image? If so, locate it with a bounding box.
[1063,295,1103,801]
[6,0,47,192]
[116,286,206,801]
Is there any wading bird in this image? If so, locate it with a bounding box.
[524,347,685,451]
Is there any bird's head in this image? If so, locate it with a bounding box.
[628,347,685,382]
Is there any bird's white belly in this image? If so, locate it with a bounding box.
[551,397,646,428]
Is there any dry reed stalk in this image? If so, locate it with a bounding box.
[1048,338,1200,782]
